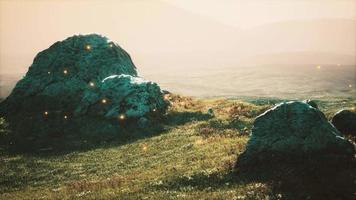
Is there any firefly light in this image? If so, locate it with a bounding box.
[153,108,156,112]
[85,44,91,50]
[141,144,148,152]
[195,139,204,145]
[63,69,68,75]
[101,99,107,104]
[109,43,113,48]
[48,71,51,74]
[164,94,170,100]
[64,115,68,119]
[44,111,49,116]
[119,114,125,120]
[89,82,95,87]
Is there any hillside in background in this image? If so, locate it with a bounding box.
[1,1,355,99]
[239,52,356,66]
[2,63,355,99]
[1,0,355,73]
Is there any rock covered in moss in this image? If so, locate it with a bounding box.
[0,34,137,115]
[331,109,356,136]
[75,74,168,119]
[236,101,354,170]
[0,34,168,139]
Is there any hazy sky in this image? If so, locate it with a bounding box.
[166,0,356,28]
[0,0,355,75]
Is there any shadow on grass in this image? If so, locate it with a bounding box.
[0,111,212,156]
[165,111,212,126]
[0,111,213,193]
[154,160,356,200]
[0,153,58,194]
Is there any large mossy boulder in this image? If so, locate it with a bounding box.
[236,101,354,170]
[2,34,138,113]
[0,34,168,141]
[331,109,356,137]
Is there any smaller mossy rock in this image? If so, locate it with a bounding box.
[207,107,214,116]
[236,101,354,171]
[331,109,356,136]
[75,74,169,119]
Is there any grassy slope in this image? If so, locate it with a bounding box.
[0,95,355,200]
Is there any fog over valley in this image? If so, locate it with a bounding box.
[1,0,355,98]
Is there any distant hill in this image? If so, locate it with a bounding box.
[239,19,356,59]
[239,52,356,66]
[129,9,356,69]
[0,73,23,98]
[1,1,355,72]
[110,2,356,69]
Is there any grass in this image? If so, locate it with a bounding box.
[0,95,355,199]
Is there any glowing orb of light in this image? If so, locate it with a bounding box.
[153,108,157,112]
[101,99,107,104]
[48,71,51,74]
[164,94,170,100]
[119,114,125,120]
[109,43,113,48]
[85,44,91,50]
[316,65,321,70]
[63,69,68,74]
[141,144,148,152]
[44,111,49,116]
[349,84,352,88]
[195,139,204,145]
[89,82,95,87]
[64,115,68,119]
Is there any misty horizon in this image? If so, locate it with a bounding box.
[0,0,355,98]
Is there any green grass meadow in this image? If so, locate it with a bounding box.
[0,95,355,199]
